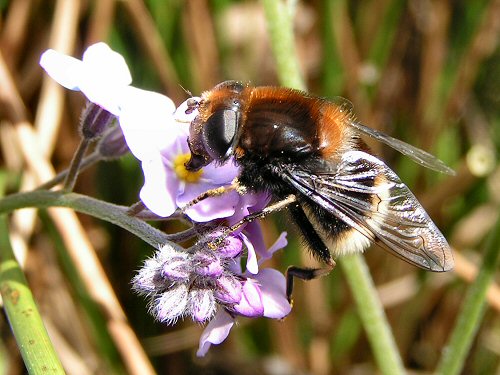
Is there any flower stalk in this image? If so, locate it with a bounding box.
[63,138,90,191]
[0,190,170,248]
[0,215,65,374]
[435,214,500,375]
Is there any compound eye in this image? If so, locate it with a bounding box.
[202,109,239,160]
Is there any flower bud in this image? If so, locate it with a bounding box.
[189,288,216,322]
[80,102,115,140]
[232,279,264,317]
[97,126,129,159]
[193,252,223,278]
[153,284,189,324]
[214,275,242,304]
[161,252,191,281]
[218,235,243,259]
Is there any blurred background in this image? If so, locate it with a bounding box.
[0,0,499,374]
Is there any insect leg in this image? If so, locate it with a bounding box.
[285,204,336,301]
[288,204,333,264]
[181,185,231,211]
[180,178,247,212]
[286,263,335,302]
[207,194,297,252]
[228,194,297,232]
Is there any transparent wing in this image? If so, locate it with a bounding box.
[283,150,454,271]
[331,97,455,175]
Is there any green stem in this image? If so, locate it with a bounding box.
[261,1,404,372]
[435,214,500,375]
[341,255,405,374]
[0,190,170,248]
[261,0,305,90]
[0,215,65,374]
[37,151,102,191]
[63,139,90,191]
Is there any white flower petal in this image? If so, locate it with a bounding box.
[118,86,178,159]
[241,232,259,274]
[82,42,132,87]
[139,157,178,217]
[40,49,85,90]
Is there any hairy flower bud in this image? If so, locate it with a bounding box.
[80,102,115,140]
[214,275,243,304]
[153,284,189,324]
[97,126,129,159]
[189,288,217,322]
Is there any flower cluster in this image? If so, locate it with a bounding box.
[133,230,291,356]
[40,42,292,356]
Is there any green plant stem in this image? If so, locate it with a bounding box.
[435,214,500,375]
[341,255,405,374]
[261,2,404,373]
[0,215,65,374]
[63,139,90,191]
[0,190,170,248]
[261,0,305,91]
[37,151,102,191]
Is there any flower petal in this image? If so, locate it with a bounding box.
[118,86,177,159]
[197,309,235,357]
[243,221,267,259]
[241,232,258,274]
[180,187,240,222]
[255,269,291,319]
[81,42,132,87]
[201,161,240,185]
[40,49,85,90]
[139,156,179,217]
[259,231,288,262]
[233,279,264,317]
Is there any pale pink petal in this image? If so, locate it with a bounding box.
[259,232,288,262]
[255,269,291,319]
[180,187,240,222]
[197,309,235,357]
[241,232,258,274]
[233,279,264,317]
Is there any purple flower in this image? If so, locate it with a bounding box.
[132,228,292,356]
[197,268,291,356]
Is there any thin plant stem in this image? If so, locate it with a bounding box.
[0,190,171,248]
[0,215,65,374]
[435,214,500,375]
[261,0,304,91]
[37,151,102,190]
[63,139,90,191]
[341,255,405,375]
[261,1,405,373]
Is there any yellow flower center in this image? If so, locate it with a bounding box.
[173,153,203,183]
